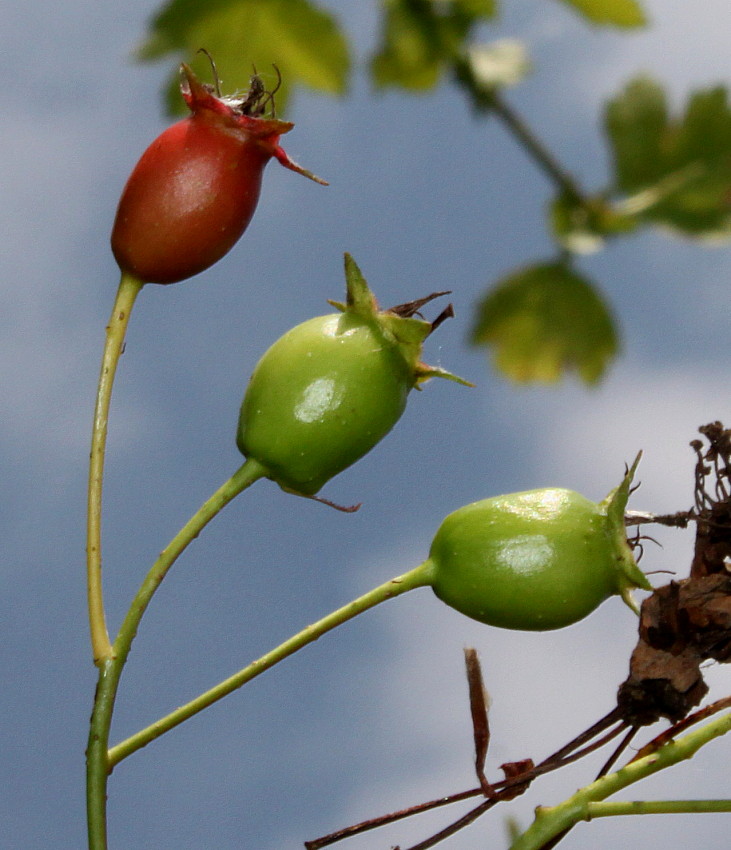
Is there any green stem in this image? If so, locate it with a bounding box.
[108,561,435,767]
[586,799,731,818]
[112,458,266,668]
[87,272,144,664]
[86,660,116,850]
[454,58,585,204]
[86,459,266,850]
[510,711,731,850]
[487,90,584,202]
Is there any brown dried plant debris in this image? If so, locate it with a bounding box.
[618,422,731,726]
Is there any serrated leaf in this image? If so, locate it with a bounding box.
[470,262,619,384]
[371,0,496,91]
[606,77,731,237]
[137,0,350,115]
[556,0,646,28]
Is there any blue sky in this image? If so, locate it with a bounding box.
[2,1,731,848]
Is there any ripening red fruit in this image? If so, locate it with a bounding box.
[111,64,326,284]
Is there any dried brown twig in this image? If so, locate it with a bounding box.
[305,658,627,850]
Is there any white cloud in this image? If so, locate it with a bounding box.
[527,364,730,507]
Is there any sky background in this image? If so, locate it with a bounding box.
[2,1,731,849]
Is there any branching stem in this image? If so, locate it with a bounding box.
[108,561,434,767]
[510,711,731,850]
[86,459,266,850]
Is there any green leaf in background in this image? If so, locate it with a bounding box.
[556,0,646,28]
[606,77,731,237]
[470,261,619,383]
[371,0,496,91]
[604,77,667,190]
[137,0,350,115]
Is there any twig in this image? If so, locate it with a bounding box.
[305,709,626,849]
[452,58,586,206]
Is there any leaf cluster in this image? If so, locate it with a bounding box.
[135,0,731,384]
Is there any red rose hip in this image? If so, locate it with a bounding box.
[111,64,326,284]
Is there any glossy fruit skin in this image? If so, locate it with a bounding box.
[111,65,325,284]
[428,488,628,631]
[237,311,413,495]
[236,253,469,497]
[112,116,267,283]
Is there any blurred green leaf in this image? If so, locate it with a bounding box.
[604,77,667,189]
[137,0,350,115]
[556,0,646,28]
[550,192,637,254]
[606,77,731,237]
[371,0,496,91]
[454,0,496,14]
[470,261,619,383]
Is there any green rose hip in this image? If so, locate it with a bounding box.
[269,459,653,654]
[236,254,470,497]
[425,455,651,630]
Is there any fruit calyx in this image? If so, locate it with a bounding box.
[327,254,473,389]
[179,63,328,185]
[602,451,654,611]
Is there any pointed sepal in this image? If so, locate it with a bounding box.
[601,452,653,613]
[328,253,472,389]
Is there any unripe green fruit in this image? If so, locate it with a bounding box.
[237,311,411,494]
[236,254,470,496]
[426,459,651,630]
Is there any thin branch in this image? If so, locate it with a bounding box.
[453,57,585,204]
[587,798,731,818]
[87,272,144,664]
[510,711,731,850]
[109,563,434,767]
[630,696,731,763]
[305,710,627,849]
[595,726,640,779]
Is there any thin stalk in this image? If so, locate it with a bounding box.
[485,90,584,203]
[86,660,116,850]
[510,711,731,850]
[586,799,731,818]
[112,458,266,668]
[108,562,435,767]
[454,58,585,204]
[87,272,144,663]
[86,459,266,850]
